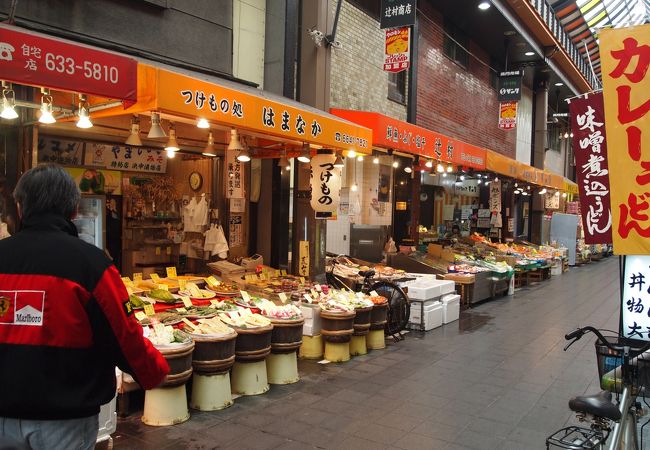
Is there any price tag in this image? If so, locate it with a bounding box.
[278,292,288,303]
[157,284,169,291]
[143,303,155,316]
[135,311,147,321]
[176,307,188,313]
[155,246,161,256]
[259,274,266,281]
[150,273,161,283]
[310,289,318,299]
[182,318,197,330]
[303,293,313,303]
[315,284,322,292]
[153,322,165,336]
[121,276,133,286]
[209,299,221,307]
[206,276,219,286]
[181,296,193,308]
[166,246,172,256]
[356,292,365,298]
[166,267,177,278]
[133,273,143,282]
[178,279,187,291]
[240,291,251,303]
[281,269,287,276]
[299,277,305,284]
[370,290,379,297]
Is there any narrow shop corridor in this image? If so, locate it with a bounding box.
[114,257,622,450]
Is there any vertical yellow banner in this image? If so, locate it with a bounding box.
[601,24,650,254]
[298,240,310,277]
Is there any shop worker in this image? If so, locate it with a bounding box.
[0,164,169,450]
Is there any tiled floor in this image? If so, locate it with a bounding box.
[113,257,634,449]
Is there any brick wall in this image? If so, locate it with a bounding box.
[416,4,517,158]
[329,1,407,120]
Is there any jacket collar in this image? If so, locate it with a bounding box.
[20,212,79,237]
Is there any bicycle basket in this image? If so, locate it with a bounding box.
[595,336,650,395]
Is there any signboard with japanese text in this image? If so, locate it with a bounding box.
[498,101,518,130]
[85,142,167,174]
[621,255,650,341]
[384,27,410,73]
[544,192,560,210]
[568,92,612,244]
[497,70,523,102]
[600,25,650,254]
[489,179,502,213]
[37,136,84,166]
[380,0,416,29]
[229,215,243,247]
[454,179,479,197]
[330,109,485,169]
[225,149,245,199]
[156,70,371,154]
[310,153,341,219]
[0,25,137,103]
[63,167,121,195]
[298,240,310,277]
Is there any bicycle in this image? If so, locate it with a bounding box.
[325,256,410,340]
[546,326,650,450]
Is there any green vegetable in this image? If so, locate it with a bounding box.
[148,289,176,303]
[129,294,145,309]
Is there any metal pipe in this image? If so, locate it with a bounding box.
[325,0,343,47]
[607,386,632,450]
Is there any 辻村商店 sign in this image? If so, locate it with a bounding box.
[0,24,137,103]
[380,0,416,29]
[600,24,650,255]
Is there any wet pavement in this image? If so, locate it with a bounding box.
[113,257,632,449]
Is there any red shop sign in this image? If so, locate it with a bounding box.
[0,25,137,103]
[568,91,612,244]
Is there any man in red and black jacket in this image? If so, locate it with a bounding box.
[0,164,169,450]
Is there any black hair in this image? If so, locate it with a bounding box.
[13,164,80,219]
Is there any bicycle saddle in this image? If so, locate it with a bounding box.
[568,391,621,421]
[358,270,375,278]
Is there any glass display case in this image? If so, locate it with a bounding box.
[73,195,105,250]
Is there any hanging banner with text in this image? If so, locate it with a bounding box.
[380,0,416,29]
[384,27,410,73]
[225,149,245,199]
[38,136,84,166]
[497,70,523,102]
[0,24,137,103]
[489,179,502,213]
[298,240,310,277]
[498,101,518,130]
[568,92,612,244]
[600,24,650,254]
[85,142,167,174]
[621,255,650,341]
[310,153,341,219]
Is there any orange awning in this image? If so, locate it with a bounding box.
[331,109,486,169]
[485,150,564,189]
[95,64,373,154]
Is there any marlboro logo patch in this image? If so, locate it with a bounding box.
[0,291,45,326]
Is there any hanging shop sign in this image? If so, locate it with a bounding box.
[568,92,612,245]
[310,153,341,219]
[489,179,502,213]
[63,167,122,195]
[298,241,310,277]
[330,109,486,169]
[600,25,650,254]
[498,101,518,130]
[380,0,416,29]
[38,136,84,166]
[384,27,410,73]
[544,192,560,210]
[497,70,523,102]
[155,70,371,154]
[621,255,650,341]
[85,142,167,174]
[0,25,137,103]
[454,179,480,197]
[225,149,245,199]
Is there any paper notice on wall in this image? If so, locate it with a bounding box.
[229,215,243,247]
[230,198,246,213]
[442,205,455,221]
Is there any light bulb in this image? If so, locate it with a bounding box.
[425,159,433,168]
[478,1,490,10]
[494,176,499,182]
[562,192,568,198]
[564,132,569,139]
[0,91,18,120]
[539,188,547,195]
[442,173,447,178]
[392,161,399,168]
[373,157,379,164]
[404,166,412,173]
[447,164,453,173]
[38,99,56,124]
[347,150,356,158]
[196,118,209,129]
[357,155,364,161]
[460,175,465,181]
[436,163,444,173]
[351,183,358,192]
[166,148,176,159]
[76,105,93,129]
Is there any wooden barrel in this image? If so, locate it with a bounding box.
[353,306,373,336]
[155,339,195,388]
[232,324,274,362]
[370,301,389,331]
[269,317,305,354]
[190,329,237,376]
[320,310,355,343]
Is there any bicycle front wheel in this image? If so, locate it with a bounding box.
[369,281,410,335]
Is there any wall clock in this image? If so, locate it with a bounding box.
[189,171,203,191]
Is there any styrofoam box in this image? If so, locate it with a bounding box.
[409,299,441,321]
[97,389,117,443]
[300,304,321,319]
[302,323,320,336]
[441,294,460,324]
[409,302,443,331]
[407,279,456,300]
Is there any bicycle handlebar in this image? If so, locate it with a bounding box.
[565,326,650,357]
